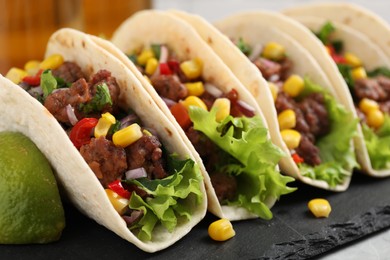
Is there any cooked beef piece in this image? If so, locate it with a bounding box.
[354,77,387,101]
[80,137,127,187]
[125,134,167,180]
[185,127,216,158]
[200,91,217,110]
[380,100,390,114]
[299,93,330,138]
[253,57,282,80]
[378,76,390,96]
[279,58,293,80]
[295,135,322,166]
[44,70,120,123]
[150,74,188,102]
[210,172,237,202]
[44,78,92,123]
[52,62,85,84]
[275,92,311,135]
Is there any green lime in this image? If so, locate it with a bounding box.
[0,131,65,244]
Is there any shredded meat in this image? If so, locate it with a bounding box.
[125,134,167,180]
[80,137,127,187]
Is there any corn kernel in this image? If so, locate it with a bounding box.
[283,74,305,97]
[5,67,28,84]
[211,98,231,122]
[268,81,278,102]
[351,67,367,80]
[281,129,301,150]
[208,218,235,241]
[344,52,362,68]
[105,189,129,215]
[180,58,203,79]
[359,98,379,114]
[185,82,205,96]
[308,198,331,218]
[137,49,155,66]
[95,113,116,138]
[145,57,159,75]
[113,123,143,148]
[262,42,286,61]
[24,60,41,75]
[366,109,384,129]
[40,54,64,70]
[181,96,208,111]
[278,109,296,130]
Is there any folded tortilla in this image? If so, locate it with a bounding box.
[107,10,296,220]
[283,2,390,60]
[279,14,390,177]
[0,28,208,252]
[170,10,358,191]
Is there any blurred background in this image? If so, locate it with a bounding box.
[0,0,387,74]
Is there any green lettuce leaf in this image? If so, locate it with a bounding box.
[125,156,203,241]
[297,78,359,186]
[189,107,296,220]
[362,115,390,169]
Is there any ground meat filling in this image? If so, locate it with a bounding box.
[275,91,330,166]
[44,68,120,124]
[80,137,128,187]
[354,76,390,119]
[210,172,237,202]
[125,134,167,180]
[52,61,85,84]
[150,74,188,101]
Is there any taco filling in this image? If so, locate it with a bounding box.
[235,38,357,187]
[6,55,203,241]
[316,22,390,170]
[128,44,295,220]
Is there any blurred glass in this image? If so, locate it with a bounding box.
[0,0,150,74]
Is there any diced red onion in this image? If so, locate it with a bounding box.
[125,167,147,180]
[204,83,223,98]
[122,210,143,226]
[120,114,138,129]
[159,45,169,64]
[162,97,177,108]
[248,43,263,62]
[28,86,43,96]
[268,74,280,82]
[236,100,256,117]
[66,104,79,126]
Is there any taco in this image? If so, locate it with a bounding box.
[169,11,358,191]
[2,28,208,252]
[281,15,390,177]
[283,2,390,59]
[108,10,296,221]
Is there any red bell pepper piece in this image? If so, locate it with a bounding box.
[170,103,192,130]
[159,63,172,75]
[292,153,304,164]
[167,60,180,73]
[108,180,131,199]
[69,118,99,149]
[22,69,43,86]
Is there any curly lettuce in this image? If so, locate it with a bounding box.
[125,156,203,241]
[362,115,390,170]
[298,78,359,186]
[189,107,296,220]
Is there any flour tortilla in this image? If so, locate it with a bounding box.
[170,10,354,191]
[283,2,390,60]
[0,28,208,252]
[279,15,390,177]
[109,10,282,220]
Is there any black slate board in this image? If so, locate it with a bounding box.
[1,171,390,260]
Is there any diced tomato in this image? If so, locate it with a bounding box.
[108,180,131,199]
[326,45,346,64]
[170,103,192,130]
[292,153,304,164]
[167,60,180,73]
[159,63,173,75]
[69,118,99,149]
[22,69,43,86]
